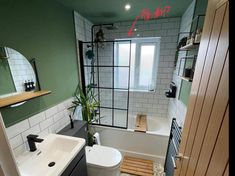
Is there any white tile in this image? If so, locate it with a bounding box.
[45,106,58,118]
[40,118,54,131]
[13,143,28,158]
[6,119,30,139]
[49,121,60,134]
[57,102,66,112]
[53,111,64,122]
[38,129,49,138]
[21,125,41,142]
[28,112,45,127]
[9,134,23,149]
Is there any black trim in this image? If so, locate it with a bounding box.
[30,58,41,91]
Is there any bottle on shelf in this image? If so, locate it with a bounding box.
[194,28,202,43]
[30,80,35,90]
[186,35,191,45]
[190,32,195,44]
[24,80,30,91]
[28,80,32,91]
[24,80,28,91]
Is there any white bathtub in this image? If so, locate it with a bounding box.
[92,116,171,165]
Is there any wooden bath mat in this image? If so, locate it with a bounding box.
[120,156,154,176]
[134,114,147,132]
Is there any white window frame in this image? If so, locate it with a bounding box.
[115,37,160,92]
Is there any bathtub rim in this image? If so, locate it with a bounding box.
[91,124,170,137]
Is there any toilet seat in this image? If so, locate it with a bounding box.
[85,145,122,169]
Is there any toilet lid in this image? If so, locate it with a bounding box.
[86,145,122,169]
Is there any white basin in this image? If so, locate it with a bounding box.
[16,134,85,176]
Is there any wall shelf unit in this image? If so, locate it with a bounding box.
[177,55,197,82]
[174,15,205,65]
[0,90,51,108]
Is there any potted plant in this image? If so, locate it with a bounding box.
[68,84,99,146]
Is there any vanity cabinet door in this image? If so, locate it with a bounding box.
[70,155,88,176]
[61,147,87,176]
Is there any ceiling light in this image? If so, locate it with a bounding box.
[137,34,140,37]
[125,4,131,11]
[134,28,137,31]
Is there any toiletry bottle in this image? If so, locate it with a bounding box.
[195,28,202,43]
[186,36,191,45]
[190,32,195,44]
[27,80,31,91]
[30,80,34,90]
[28,80,32,91]
[24,80,28,91]
[32,80,35,90]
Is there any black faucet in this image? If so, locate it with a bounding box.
[27,134,44,152]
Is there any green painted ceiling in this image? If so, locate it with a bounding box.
[55,0,193,24]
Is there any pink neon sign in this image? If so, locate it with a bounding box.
[128,5,171,37]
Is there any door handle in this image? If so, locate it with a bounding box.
[172,154,189,169]
[175,153,189,160]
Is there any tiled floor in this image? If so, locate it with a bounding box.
[120,162,165,176]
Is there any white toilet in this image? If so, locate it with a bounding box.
[85,133,122,176]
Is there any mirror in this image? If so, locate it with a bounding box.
[0,46,36,98]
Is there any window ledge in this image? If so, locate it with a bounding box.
[130,89,156,93]
[114,89,156,93]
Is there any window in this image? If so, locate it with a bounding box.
[114,37,160,91]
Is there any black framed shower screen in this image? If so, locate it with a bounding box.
[78,40,132,129]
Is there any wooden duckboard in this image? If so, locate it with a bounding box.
[134,114,147,132]
[120,156,154,176]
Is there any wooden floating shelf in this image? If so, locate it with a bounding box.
[179,42,200,50]
[178,76,193,82]
[0,90,51,108]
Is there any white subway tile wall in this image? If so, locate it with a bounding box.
[167,0,196,127]
[74,11,93,42]
[5,98,74,157]
[73,9,192,124]
[91,17,181,118]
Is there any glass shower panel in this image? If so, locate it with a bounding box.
[114,67,129,89]
[99,108,112,126]
[114,110,127,128]
[114,90,128,109]
[97,42,113,66]
[80,40,131,129]
[99,67,113,88]
[99,89,112,108]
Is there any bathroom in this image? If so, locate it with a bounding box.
[0,0,229,176]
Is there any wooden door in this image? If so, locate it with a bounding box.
[174,0,229,175]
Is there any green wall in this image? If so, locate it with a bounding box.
[0,59,16,95]
[0,0,79,127]
[179,80,192,105]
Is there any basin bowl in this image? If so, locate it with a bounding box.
[16,134,85,176]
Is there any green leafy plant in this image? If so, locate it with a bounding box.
[68,84,99,146]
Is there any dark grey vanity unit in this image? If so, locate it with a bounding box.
[58,120,88,176]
